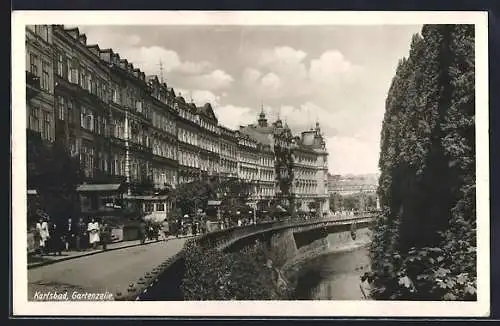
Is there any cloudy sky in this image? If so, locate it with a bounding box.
[77,24,422,175]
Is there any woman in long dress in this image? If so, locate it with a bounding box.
[87,218,100,249]
[36,217,50,255]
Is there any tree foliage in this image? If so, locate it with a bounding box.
[27,138,84,224]
[329,192,378,212]
[172,177,252,216]
[367,25,476,300]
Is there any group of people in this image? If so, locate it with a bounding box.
[34,216,113,255]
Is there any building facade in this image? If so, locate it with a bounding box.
[291,123,330,215]
[197,103,221,178]
[219,126,239,179]
[175,97,201,184]
[26,25,55,144]
[327,174,378,196]
[147,75,178,190]
[52,26,114,183]
[25,24,333,216]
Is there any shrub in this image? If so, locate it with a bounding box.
[181,241,289,300]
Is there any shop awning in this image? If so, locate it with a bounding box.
[76,183,122,192]
[123,194,169,200]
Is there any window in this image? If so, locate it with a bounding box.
[80,106,86,128]
[80,106,95,132]
[67,100,73,123]
[102,82,108,102]
[56,53,64,77]
[57,96,65,120]
[43,111,51,141]
[79,65,86,89]
[112,86,120,104]
[156,203,165,211]
[41,61,50,91]
[69,137,77,156]
[96,79,102,99]
[29,106,40,132]
[70,59,79,84]
[86,70,92,93]
[102,118,107,137]
[86,115,94,132]
[144,203,154,213]
[90,74,96,94]
[136,100,143,113]
[29,53,38,76]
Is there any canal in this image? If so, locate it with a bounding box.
[293,245,371,300]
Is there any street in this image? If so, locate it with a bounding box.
[28,238,187,300]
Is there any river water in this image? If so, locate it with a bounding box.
[293,245,371,300]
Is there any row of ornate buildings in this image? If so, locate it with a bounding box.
[25,24,330,216]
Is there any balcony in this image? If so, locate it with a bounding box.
[26,71,41,100]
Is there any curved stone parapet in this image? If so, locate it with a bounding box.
[114,213,378,301]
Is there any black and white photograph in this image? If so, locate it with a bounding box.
[12,11,489,317]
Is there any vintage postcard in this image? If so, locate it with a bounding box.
[11,11,489,317]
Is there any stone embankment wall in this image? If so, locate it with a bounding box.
[279,227,373,294]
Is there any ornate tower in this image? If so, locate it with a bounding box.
[258,104,268,127]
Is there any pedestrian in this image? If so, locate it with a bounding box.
[73,217,84,251]
[48,219,64,256]
[161,219,170,241]
[87,217,100,250]
[139,219,147,245]
[100,222,112,251]
[36,217,50,255]
[76,217,88,251]
[192,221,197,235]
[64,217,74,251]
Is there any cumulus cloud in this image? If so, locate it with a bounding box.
[309,50,361,87]
[183,69,234,90]
[175,89,222,107]
[243,68,262,85]
[79,26,233,90]
[174,60,213,75]
[244,46,363,105]
[214,105,256,130]
[326,135,380,175]
[256,101,381,174]
[258,46,307,68]
[260,73,282,92]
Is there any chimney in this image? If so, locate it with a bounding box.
[79,34,87,45]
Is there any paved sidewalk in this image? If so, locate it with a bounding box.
[28,233,195,269]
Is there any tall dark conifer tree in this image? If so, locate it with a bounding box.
[370,24,476,300]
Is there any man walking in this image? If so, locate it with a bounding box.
[64,217,74,251]
[161,219,170,242]
[74,217,87,251]
[100,222,112,251]
[139,219,147,245]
